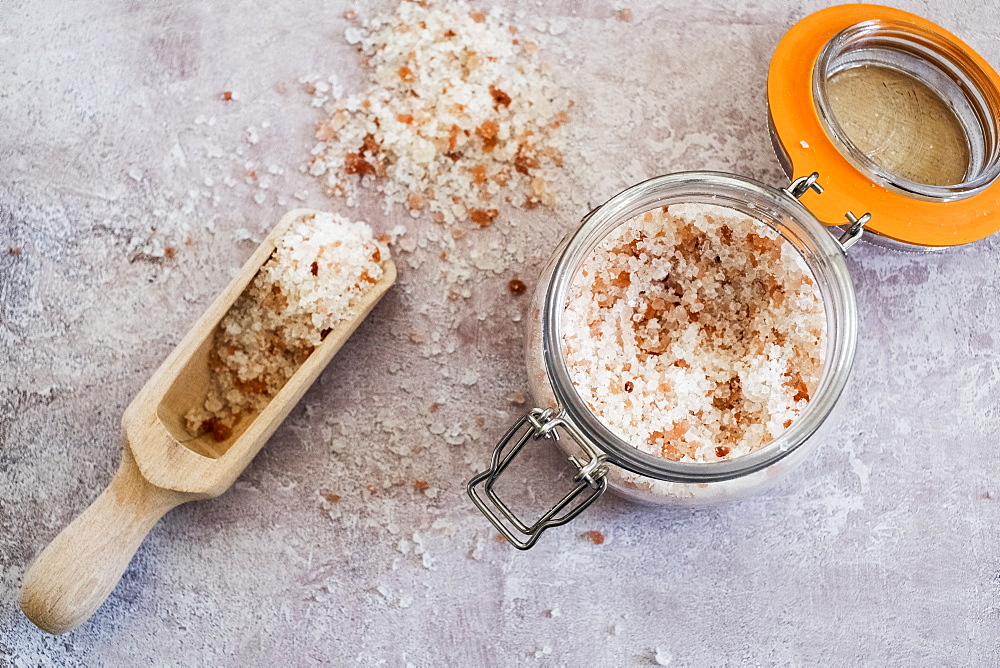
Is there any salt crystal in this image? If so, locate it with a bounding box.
[470,538,483,561]
[444,423,465,446]
[345,26,364,44]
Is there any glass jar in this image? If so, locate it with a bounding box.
[469,5,1000,549]
[468,172,859,548]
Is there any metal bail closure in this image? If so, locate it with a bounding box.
[784,172,824,199]
[783,172,871,252]
[837,211,871,251]
[467,408,609,550]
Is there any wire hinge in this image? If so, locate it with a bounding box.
[838,211,871,251]
[784,172,824,199]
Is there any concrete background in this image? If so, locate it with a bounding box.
[2,0,999,664]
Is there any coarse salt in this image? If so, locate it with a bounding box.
[185,211,389,439]
[562,203,826,462]
[306,1,570,227]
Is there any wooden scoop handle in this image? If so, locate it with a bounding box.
[20,447,189,634]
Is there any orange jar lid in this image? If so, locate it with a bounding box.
[768,4,1000,247]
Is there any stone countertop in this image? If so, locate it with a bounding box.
[3,0,1000,664]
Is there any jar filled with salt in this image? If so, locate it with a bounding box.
[469,5,1000,549]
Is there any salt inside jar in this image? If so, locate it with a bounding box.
[562,203,826,467]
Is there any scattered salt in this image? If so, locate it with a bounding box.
[653,648,672,666]
[307,1,570,227]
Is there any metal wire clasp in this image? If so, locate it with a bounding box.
[837,211,871,251]
[784,172,871,252]
[467,408,609,550]
[784,172,824,199]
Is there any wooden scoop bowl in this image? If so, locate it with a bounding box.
[19,209,396,635]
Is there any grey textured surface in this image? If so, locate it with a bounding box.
[3,0,1000,664]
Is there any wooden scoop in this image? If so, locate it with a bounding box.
[19,209,396,634]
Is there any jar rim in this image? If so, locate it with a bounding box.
[540,172,858,483]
